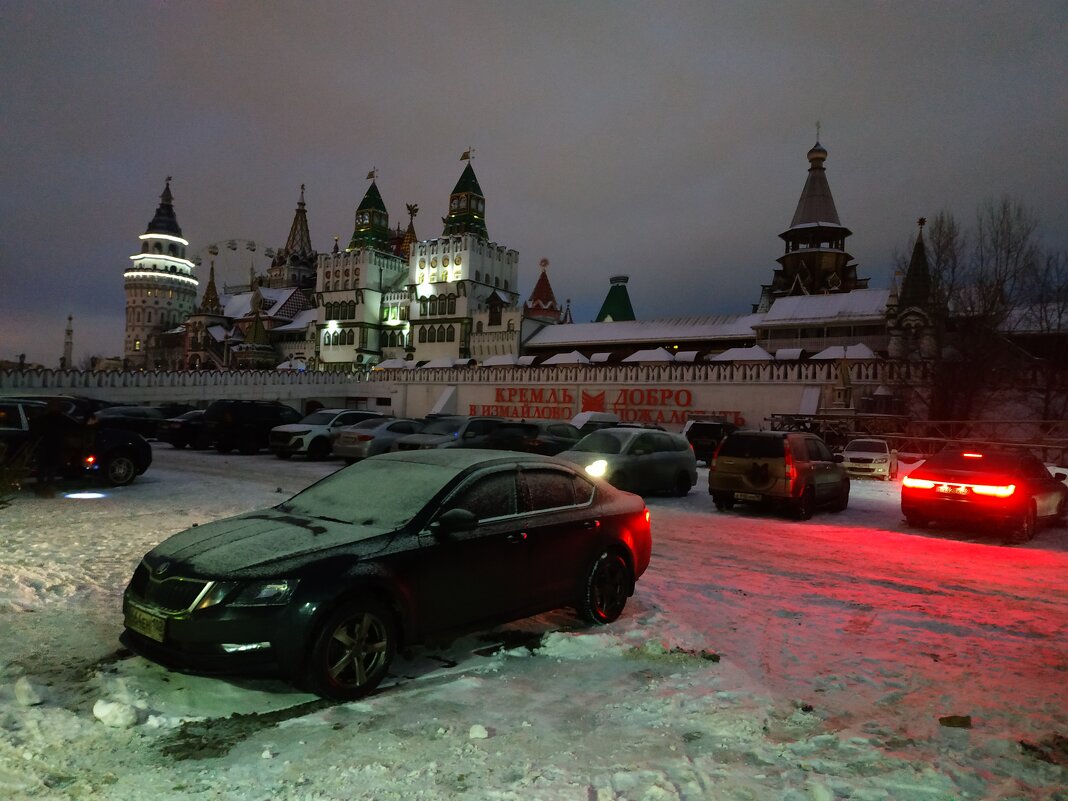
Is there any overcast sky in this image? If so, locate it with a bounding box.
[2,1,1066,367]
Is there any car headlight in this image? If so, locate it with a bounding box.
[289,429,311,437]
[194,579,297,610]
[585,459,608,478]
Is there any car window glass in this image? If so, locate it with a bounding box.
[1020,456,1050,480]
[522,469,576,512]
[719,435,784,459]
[0,403,22,429]
[572,474,595,504]
[630,433,658,455]
[573,432,624,454]
[445,472,518,521]
[806,439,832,461]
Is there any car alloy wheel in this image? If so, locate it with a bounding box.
[308,438,331,460]
[306,598,396,701]
[1009,503,1037,544]
[794,486,815,521]
[104,454,137,486]
[581,550,631,625]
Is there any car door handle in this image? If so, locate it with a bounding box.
[506,532,528,543]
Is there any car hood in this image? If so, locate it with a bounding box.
[145,507,394,577]
[272,424,323,434]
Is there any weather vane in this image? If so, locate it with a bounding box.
[815,121,821,141]
[366,167,378,181]
[461,147,476,161]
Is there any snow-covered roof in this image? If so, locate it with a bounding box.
[207,325,228,342]
[759,289,890,327]
[810,343,878,360]
[276,358,306,370]
[541,350,590,365]
[674,351,699,363]
[375,358,413,369]
[482,354,520,367]
[221,287,301,320]
[270,308,318,332]
[525,314,764,348]
[622,347,675,363]
[708,345,773,362]
[774,347,806,360]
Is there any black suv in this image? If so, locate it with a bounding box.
[0,397,152,487]
[683,419,740,466]
[200,400,302,454]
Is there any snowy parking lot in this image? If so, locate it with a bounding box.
[1,444,1066,800]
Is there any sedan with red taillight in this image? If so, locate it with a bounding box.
[901,449,1068,543]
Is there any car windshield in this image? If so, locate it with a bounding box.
[845,440,888,454]
[571,432,625,455]
[277,459,463,528]
[421,418,464,435]
[301,411,338,426]
[922,451,1020,474]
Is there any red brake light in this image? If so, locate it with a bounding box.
[710,439,725,471]
[783,442,795,480]
[902,476,935,489]
[84,455,96,466]
[962,452,984,459]
[644,508,651,524]
[971,483,1016,498]
[356,434,374,441]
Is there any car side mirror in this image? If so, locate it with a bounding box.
[429,508,478,537]
[1053,471,1067,482]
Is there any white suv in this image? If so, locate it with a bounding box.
[269,409,387,460]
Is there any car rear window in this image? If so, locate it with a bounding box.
[923,451,1021,474]
[718,434,785,459]
[421,418,464,435]
[572,432,624,454]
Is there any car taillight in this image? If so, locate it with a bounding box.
[357,434,374,441]
[644,507,651,524]
[710,439,725,471]
[971,483,1016,498]
[783,443,795,481]
[84,455,96,466]
[902,476,935,489]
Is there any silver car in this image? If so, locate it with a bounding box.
[557,428,697,497]
[332,417,425,463]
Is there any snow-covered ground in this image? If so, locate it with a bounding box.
[1,445,1066,800]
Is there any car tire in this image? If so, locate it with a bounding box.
[830,481,849,512]
[904,514,926,529]
[304,597,397,701]
[794,486,815,521]
[1055,495,1068,528]
[1008,503,1037,544]
[102,453,137,486]
[580,550,631,625]
[171,439,187,450]
[712,492,734,512]
[238,436,258,455]
[308,438,331,461]
[674,472,691,497]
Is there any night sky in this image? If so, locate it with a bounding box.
[2,2,1065,367]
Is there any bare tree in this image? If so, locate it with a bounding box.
[924,197,1042,420]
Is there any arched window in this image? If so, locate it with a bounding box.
[332,331,339,346]
[427,327,437,343]
[446,325,455,342]
[346,301,356,319]
[418,326,427,343]
[475,270,481,281]
[429,297,438,316]
[346,329,355,345]
[448,295,456,314]
[419,299,427,316]
[489,304,502,327]
[475,321,483,333]
[494,277,500,287]
[147,311,153,323]
[437,325,446,342]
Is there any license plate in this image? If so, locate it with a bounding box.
[735,492,762,502]
[125,604,165,642]
[936,484,967,495]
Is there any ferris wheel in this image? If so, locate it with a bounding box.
[192,239,277,292]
